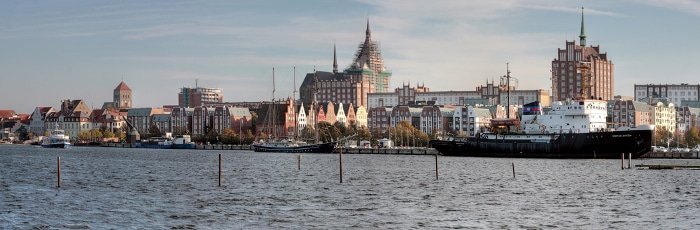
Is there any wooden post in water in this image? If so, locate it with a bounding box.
[339,147,343,183]
[57,156,61,188]
[218,154,222,187]
[621,153,624,170]
[297,154,301,170]
[628,153,632,169]
[435,153,439,180]
[512,162,515,179]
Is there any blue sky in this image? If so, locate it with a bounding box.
[2,0,700,114]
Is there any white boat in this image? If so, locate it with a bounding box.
[42,124,71,148]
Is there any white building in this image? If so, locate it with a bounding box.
[29,107,56,136]
[634,84,700,107]
[453,106,492,137]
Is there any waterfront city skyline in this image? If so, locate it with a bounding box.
[2,0,700,113]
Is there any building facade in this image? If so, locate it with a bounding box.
[551,9,614,101]
[609,100,652,129]
[178,86,223,108]
[633,84,700,107]
[113,81,132,109]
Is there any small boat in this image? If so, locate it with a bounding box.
[42,124,71,148]
[172,135,195,149]
[252,139,336,153]
[138,133,195,149]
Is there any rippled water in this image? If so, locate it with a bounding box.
[1,145,700,229]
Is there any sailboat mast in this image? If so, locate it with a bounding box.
[294,66,298,138]
[272,68,276,138]
[313,66,319,144]
[506,63,511,119]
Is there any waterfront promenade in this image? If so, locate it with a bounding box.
[100,142,437,155]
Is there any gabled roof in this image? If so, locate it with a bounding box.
[229,107,251,117]
[300,71,347,89]
[114,81,131,91]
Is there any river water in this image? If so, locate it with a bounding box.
[1,145,699,229]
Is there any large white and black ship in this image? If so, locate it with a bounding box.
[430,100,654,159]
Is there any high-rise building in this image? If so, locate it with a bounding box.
[113,81,132,109]
[551,8,614,101]
[178,86,223,108]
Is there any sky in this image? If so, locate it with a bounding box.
[2,0,700,114]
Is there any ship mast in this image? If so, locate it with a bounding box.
[577,62,591,100]
[312,66,320,144]
[293,65,298,139]
[506,63,511,119]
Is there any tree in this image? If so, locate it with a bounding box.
[90,128,103,142]
[78,131,91,141]
[654,126,671,146]
[113,127,125,141]
[206,129,220,144]
[356,125,372,142]
[148,125,162,138]
[299,126,315,141]
[685,126,700,148]
[221,128,237,145]
[103,129,115,138]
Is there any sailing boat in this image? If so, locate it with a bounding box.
[251,67,336,153]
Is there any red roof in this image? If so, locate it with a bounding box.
[0,110,16,118]
[114,81,131,91]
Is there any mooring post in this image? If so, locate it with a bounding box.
[435,153,439,180]
[57,156,61,188]
[297,154,301,170]
[339,147,343,184]
[218,154,222,187]
[628,153,632,169]
[512,162,516,179]
[621,153,624,170]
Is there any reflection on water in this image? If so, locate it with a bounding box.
[1,145,700,229]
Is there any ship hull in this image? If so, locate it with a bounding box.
[252,142,336,153]
[42,143,71,148]
[430,129,653,159]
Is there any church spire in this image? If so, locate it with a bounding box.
[333,43,338,74]
[579,7,586,47]
[365,17,371,44]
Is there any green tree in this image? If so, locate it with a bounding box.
[356,125,372,142]
[206,129,220,144]
[299,126,315,141]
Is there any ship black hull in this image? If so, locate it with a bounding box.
[429,129,653,159]
[252,142,336,153]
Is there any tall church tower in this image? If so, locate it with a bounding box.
[551,8,614,101]
[345,18,392,93]
[113,81,132,109]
